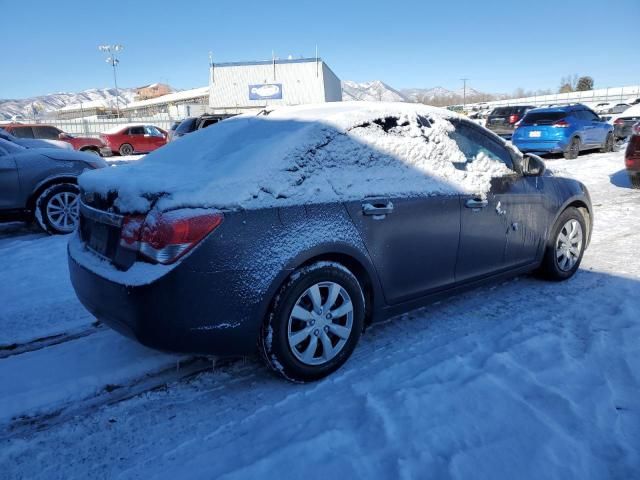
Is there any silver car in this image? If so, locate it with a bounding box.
[0,138,107,234]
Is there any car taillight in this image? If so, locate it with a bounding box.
[120,209,223,264]
[509,114,520,124]
[553,120,570,128]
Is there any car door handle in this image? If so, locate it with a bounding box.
[362,201,394,216]
[465,198,489,209]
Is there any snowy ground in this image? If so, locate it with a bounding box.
[1,149,639,479]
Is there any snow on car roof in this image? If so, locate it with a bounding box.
[80,102,513,213]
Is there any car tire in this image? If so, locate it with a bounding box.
[537,207,587,281]
[259,262,365,382]
[564,137,580,159]
[34,183,80,235]
[630,175,640,189]
[119,143,134,156]
[599,133,614,153]
[81,147,101,156]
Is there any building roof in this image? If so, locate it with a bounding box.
[214,57,322,68]
[123,86,209,110]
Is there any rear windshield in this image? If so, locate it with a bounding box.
[175,118,197,134]
[491,106,532,116]
[521,112,566,125]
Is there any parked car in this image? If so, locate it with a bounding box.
[170,114,234,141]
[625,122,640,188]
[166,121,181,142]
[69,103,593,382]
[100,124,168,156]
[1,123,111,157]
[512,105,614,159]
[613,104,640,140]
[485,106,535,137]
[0,138,106,234]
[0,128,73,150]
[607,103,630,114]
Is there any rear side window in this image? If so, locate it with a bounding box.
[10,127,34,139]
[449,121,514,170]
[199,118,220,129]
[521,112,566,125]
[33,126,61,139]
[128,126,145,135]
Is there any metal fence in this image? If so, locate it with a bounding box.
[466,85,640,109]
[25,115,179,138]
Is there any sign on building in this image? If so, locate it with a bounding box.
[249,83,283,100]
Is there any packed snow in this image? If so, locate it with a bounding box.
[80,102,512,214]
[1,149,639,479]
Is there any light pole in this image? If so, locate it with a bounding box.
[98,44,124,117]
[461,77,469,112]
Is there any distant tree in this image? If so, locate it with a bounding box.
[559,74,578,93]
[576,76,594,91]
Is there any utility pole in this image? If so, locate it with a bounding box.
[461,78,469,112]
[98,44,124,117]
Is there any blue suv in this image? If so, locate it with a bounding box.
[512,104,614,159]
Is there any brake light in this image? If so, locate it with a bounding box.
[509,114,520,124]
[120,209,223,264]
[553,120,570,128]
[633,122,640,135]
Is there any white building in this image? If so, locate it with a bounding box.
[208,57,342,114]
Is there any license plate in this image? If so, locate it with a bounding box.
[88,222,109,257]
[529,131,541,138]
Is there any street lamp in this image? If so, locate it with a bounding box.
[98,44,124,117]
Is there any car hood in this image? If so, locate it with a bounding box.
[33,148,106,165]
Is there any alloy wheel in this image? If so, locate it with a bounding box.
[555,219,583,271]
[46,191,79,232]
[287,281,354,366]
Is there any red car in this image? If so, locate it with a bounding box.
[100,124,168,156]
[625,122,640,188]
[2,123,111,156]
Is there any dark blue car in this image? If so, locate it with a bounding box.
[513,105,614,159]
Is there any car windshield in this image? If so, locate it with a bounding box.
[0,137,27,153]
[521,111,566,125]
[175,118,197,134]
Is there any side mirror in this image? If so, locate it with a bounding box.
[58,132,68,139]
[522,153,546,177]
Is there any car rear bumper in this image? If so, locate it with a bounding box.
[513,139,567,153]
[68,246,263,357]
[486,125,516,136]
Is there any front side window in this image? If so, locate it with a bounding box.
[145,126,163,137]
[449,121,514,170]
[33,126,61,139]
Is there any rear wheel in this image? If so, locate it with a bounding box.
[564,137,580,159]
[119,143,134,156]
[34,183,80,235]
[81,147,101,156]
[630,175,640,189]
[259,262,365,382]
[538,207,587,281]
[599,133,614,153]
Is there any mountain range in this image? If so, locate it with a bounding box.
[0,81,492,120]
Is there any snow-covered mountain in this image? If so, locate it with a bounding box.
[342,80,408,102]
[0,88,140,120]
[401,86,482,103]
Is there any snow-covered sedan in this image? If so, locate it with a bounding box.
[69,103,593,382]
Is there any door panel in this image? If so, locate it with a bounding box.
[0,154,21,209]
[457,174,546,282]
[346,195,461,305]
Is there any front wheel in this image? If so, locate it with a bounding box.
[537,207,587,281]
[34,183,80,235]
[564,137,580,159]
[259,262,365,382]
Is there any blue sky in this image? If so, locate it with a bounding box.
[2,0,639,99]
